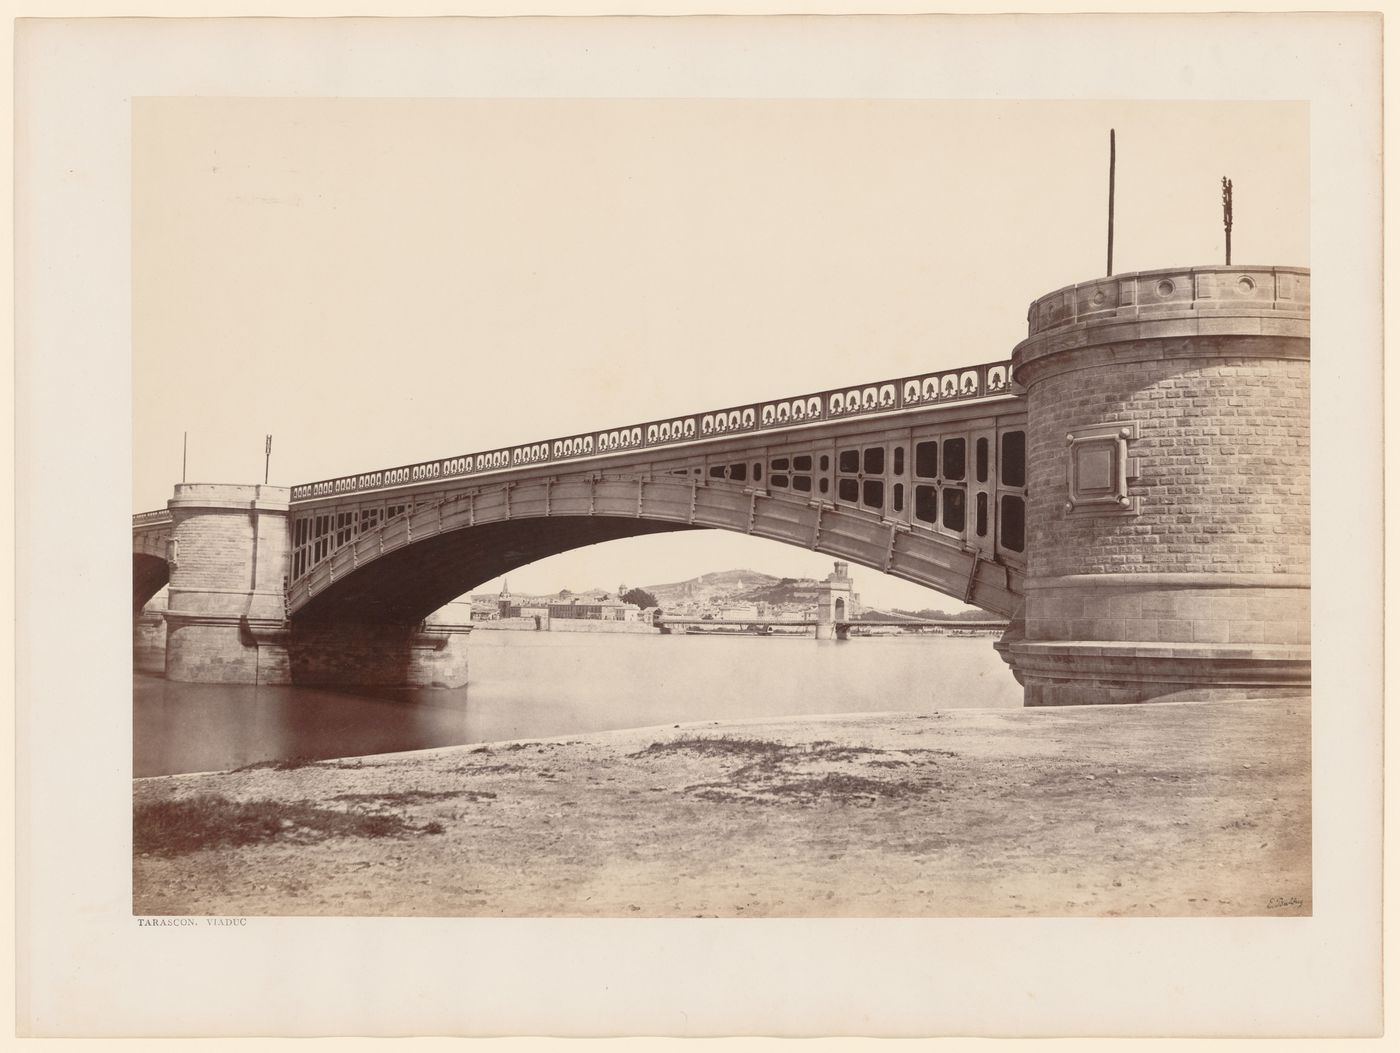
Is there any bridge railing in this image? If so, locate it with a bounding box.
[132,509,172,527]
[288,358,1018,503]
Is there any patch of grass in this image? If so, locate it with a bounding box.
[688,787,751,804]
[630,735,792,760]
[906,748,961,760]
[447,762,529,777]
[134,794,417,857]
[332,790,465,806]
[760,773,922,802]
[639,737,951,806]
[685,770,927,806]
[800,745,878,763]
[231,756,324,772]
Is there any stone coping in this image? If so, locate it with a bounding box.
[1010,265,1310,384]
[1023,265,1310,338]
[1007,640,1310,661]
[169,483,290,514]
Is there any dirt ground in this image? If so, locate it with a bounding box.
[132,696,1310,918]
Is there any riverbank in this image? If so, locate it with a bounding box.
[133,696,1310,917]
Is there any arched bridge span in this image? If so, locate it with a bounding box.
[286,384,1029,622]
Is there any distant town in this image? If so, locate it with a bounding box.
[457,565,1004,634]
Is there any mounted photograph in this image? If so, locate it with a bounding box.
[129,96,1310,919]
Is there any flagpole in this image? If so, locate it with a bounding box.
[264,435,272,484]
[1222,176,1234,265]
[1106,129,1116,276]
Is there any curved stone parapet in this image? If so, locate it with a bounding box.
[1023,264,1310,334]
[1015,266,1309,388]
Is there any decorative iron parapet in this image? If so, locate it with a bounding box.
[288,358,1017,502]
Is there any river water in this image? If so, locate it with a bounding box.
[134,630,1022,777]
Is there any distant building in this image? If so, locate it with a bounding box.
[823,561,861,620]
[546,591,643,622]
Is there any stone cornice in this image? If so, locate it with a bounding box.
[168,483,291,515]
[1012,265,1310,385]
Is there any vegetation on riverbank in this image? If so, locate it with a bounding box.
[134,697,1311,918]
[133,795,436,857]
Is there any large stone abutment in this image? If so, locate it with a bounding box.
[996,265,1310,705]
[158,483,469,687]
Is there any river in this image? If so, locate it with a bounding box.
[133,630,1022,777]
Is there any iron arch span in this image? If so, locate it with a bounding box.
[288,474,1023,625]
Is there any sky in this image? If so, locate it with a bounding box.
[132,98,1308,610]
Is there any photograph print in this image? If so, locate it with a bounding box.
[130,91,1312,919]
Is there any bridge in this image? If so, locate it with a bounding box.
[279,356,1024,624]
[134,264,1312,706]
[656,616,1010,640]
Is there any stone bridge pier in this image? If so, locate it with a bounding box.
[995,266,1310,705]
[160,483,471,687]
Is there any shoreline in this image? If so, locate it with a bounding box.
[134,695,1270,784]
[134,704,999,782]
[134,696,1311,918]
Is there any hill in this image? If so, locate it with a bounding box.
[642,569,781,608]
